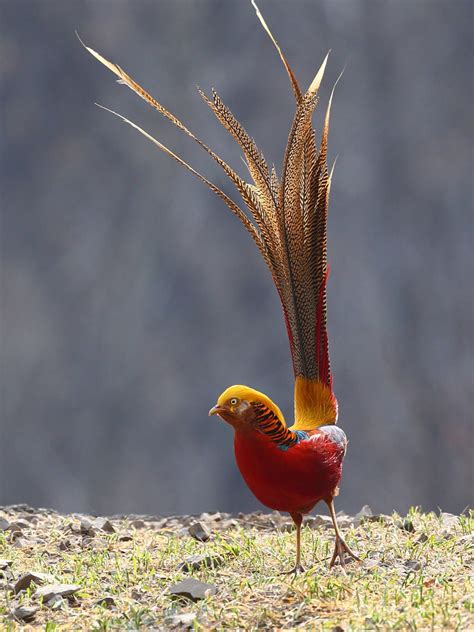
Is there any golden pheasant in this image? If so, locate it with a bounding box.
[82,0,360,573]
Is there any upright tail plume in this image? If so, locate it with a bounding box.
[80,1,340,427]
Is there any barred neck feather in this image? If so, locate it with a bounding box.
[252,401,308,450]
[82,1,339,427]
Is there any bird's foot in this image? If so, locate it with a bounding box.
[329,536,361,570]
[280,562,306,576]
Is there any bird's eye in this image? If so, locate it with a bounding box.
[230,398,238,406]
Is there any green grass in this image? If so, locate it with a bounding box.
[0,508,472,630]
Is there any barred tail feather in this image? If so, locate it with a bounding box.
[82,3,340,428]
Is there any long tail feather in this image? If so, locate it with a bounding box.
[82,8,340,427]
[95,105,270,266]
[251,0,302,101]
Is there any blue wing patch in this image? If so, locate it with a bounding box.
[277,429,310,451]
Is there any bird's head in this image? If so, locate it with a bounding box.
[209,385,285,430]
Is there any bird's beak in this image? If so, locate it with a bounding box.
[209,405,225,417]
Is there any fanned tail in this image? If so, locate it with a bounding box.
[80,1,339,428]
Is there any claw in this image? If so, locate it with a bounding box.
[280,563,306,575]
[326,498,362,571]
[329,535,361,570]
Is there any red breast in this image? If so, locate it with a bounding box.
[234,427,345,514]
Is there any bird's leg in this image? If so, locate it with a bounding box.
[326,499,361,569]
[280,512,305,575]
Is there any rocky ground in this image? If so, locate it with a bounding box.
[0,504,472,630]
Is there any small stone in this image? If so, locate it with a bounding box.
[405,559,422,571]
[131,589,142,601]
[0,518,11,531]
[176,526,190,538]
[118,533,133,542]
[34,583,81,602]
[360,513,389,525]
[440,513,458,528]
[12,606,39,622]
[80,519,95,536]
[81,536,95,548]
[415,533,429,544]
[305,515,333,528]
[332,626,345,632]
[9,529,24,542]
[95,595,116,608]
[188,522,210,542]
[169,578,217,602]
[10,519,31,530]
[367,549,384,559]
[131,519,146,529]
[0,559,12,570]
[14,571,54,594]
[201,512,222,522]
[364,559,380,569]
[165,612,197,627]
[178,554,224,572]
[19,514,38,524]
[45,594,66,609]
[59,539,72,551]
[221,519,238,529]
[92,518,115,533]
[8,504,36,513]
[354,505,373,524]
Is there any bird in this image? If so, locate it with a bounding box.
[82,0,361,573]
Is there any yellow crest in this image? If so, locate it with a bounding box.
[217,385,286,426]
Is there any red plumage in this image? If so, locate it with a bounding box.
[234,427,345,514]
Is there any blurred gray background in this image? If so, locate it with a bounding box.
[1,0,472,517]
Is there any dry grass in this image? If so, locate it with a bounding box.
[0,506,472,630]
